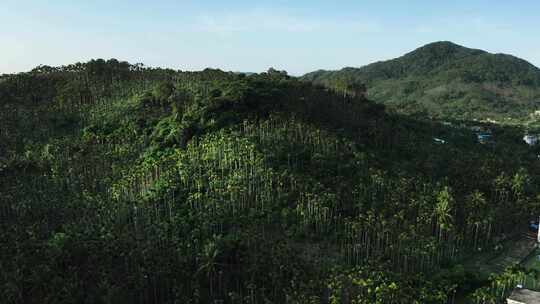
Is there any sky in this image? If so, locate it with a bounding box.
[1,0,540,75]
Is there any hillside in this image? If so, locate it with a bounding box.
[2,60,540,303]
[302,41,540,121]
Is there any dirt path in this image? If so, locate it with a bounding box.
[463,232,537,279]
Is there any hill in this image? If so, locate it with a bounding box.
[1,60,540,303]
[302,41,540,121]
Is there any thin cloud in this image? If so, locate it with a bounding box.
[193,8,381,35]
[194,9,317,34]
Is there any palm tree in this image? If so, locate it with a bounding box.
[435,187,454,243]
[198,238,221,297]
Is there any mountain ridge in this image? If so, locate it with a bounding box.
[302,41,540,120]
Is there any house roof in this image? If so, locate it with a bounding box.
[508,288,540,303]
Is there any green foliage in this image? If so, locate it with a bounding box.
[153,81,175,102]
[1,59,540,303]
[469,266,529,303]
[302,41,540,121]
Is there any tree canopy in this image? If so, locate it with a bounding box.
[1,59,540,303]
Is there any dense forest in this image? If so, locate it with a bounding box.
[2,59,540,303]
[301,41,540,122]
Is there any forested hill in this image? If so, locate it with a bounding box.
[301,41,540,121]
[1,59,540,303]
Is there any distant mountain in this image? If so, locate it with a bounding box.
[302,41,540,121]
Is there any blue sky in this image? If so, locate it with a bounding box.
[1,0,539,75]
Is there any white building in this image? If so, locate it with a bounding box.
[433,138,446,144]
[523,134,539,146]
